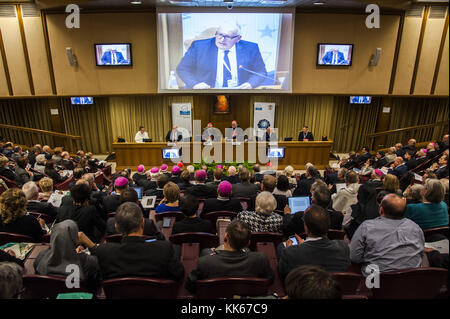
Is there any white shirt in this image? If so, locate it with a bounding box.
[215,45,238,88]
[135,131,149,143]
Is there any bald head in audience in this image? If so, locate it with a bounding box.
[380,194,406,220]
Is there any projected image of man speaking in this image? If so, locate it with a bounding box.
[176,21,267,90]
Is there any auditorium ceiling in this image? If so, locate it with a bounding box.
[30,0,435,12]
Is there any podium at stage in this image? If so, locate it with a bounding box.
[112,141,333,171]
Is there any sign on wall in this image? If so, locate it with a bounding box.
[171,103,192,138]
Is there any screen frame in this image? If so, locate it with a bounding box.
[267,147,285,159]
[132,186,143,199]
[156,7,295,94]
[94,43,133,67]
[349,96,372,104]
[162,148,181,160]
[316,43,354,67]
[70,97,94,105]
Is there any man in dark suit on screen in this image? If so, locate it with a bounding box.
[176,21,267,89]
[298,126,314,141]
[101,48,127,65]
[321,48,347,65]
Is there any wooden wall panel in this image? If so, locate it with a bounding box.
[0,33,9,96]
[46,12,157,95]
[0,17,30,96]
[414,15,446,95]
[434,24,449,95]
[292,14,399,95]
[392,16,422,95]
[22,16,53,95]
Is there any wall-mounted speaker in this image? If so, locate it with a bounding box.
[369,48,382,66]
[66,47,78,66]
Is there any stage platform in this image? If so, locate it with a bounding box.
[112,140,334,171]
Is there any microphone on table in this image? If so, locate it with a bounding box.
[238,65,282,85]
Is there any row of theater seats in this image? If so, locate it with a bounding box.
[1,219,448,299]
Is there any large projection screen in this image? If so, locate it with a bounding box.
[157,8,295,93]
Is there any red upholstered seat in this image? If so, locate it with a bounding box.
[202,211,237,232]
[102,277,178,299]
[0,232,37,245]
[372,267,448,299]
[332,272,364,295]
[169,232,219,251]
[22,275,89,299]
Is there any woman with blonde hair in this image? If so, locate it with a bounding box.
[38,177,54,202]
[156,182,181,213]
[377,174,402,203]
[0,188,46,241]
[284,165,297,185]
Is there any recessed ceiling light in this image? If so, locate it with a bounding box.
[130,1,142,4]
[313,1,325,5]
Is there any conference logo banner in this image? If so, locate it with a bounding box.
[253,102,275,139]
[172,103,192,138]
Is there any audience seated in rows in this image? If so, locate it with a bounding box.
[185,220,274,293]
[273,175,292,198]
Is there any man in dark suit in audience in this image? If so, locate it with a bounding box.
[387,157,408,179]
[185,220,273,293]
[293,166,318,197]
[186,170,217,199]
[200,181,242,217]
[172,195,214,235]
[283,183,343,237]
[252,164,264,183]
[394,143,405,158]
[402,139,417,154]
[373,151,388,169]
[415,149,428,167]
[437,134,449,153]
[206,167,224,191]
[56,182,106,243]
[22,181,57,218]
[298,126,314,141]
[252,174,287,212]
[405,150,418,170]
[431,155,449,179]
[353,147,371,166]
[426,143,438,159]
[79,202,184,281]
[277,204,350,281]
[232,168,258,198]
[103,177,129,214]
